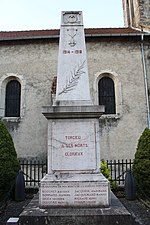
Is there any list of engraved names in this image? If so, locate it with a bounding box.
[41,182,108,206]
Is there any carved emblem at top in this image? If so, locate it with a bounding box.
[62,11,82,25]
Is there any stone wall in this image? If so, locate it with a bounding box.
[139,0,150,29]
[0,40,58,159]
[123,0,150,31]
[0,37,148,160]
[87,37,147,160]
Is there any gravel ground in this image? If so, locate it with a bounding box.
[0,195,150,225]
[0,197,32,225]
[119,197,150,225]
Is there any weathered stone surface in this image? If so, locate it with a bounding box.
[20,192,132,225]
[123,0,150,31]
[39,174,110,208]
[42,105,104,119]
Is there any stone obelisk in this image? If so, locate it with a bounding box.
[55,11,91,106]
[40,11,110,208]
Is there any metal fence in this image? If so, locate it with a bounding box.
[107,159,133,186]
[19,159,133,187]
[19,159,47,187]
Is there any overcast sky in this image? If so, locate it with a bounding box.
[0,0,124,31]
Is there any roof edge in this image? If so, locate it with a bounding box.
[0,27,149,41]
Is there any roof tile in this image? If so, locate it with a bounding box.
[0,27,145,40]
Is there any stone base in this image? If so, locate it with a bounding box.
[39,173,110,208]
[19,192,132,225]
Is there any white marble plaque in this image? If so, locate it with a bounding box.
[50,120,97,171]
[40,181,109,207]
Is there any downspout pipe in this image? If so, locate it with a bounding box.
[140,34,150,128]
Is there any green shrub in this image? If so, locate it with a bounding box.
[132,128,150,197]
[100,160,117,190]
[0,120,20,200]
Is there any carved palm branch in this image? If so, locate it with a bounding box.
[58,60,86,95]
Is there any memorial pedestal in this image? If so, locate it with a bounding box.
[39,105,109,208]
[39,173,110,208]
[20,192,132,225]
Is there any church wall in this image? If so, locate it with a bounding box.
[87,37,147,160]
[0,37,148,160]
[0,41,58,159]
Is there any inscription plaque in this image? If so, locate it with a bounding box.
[50,120,97,171]
[40,181,109,207]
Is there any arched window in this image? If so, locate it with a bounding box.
[98,77,116,114]
[5,80,21,117]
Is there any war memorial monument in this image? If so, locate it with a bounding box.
[40,10,109,208]
[20,11,132,225]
